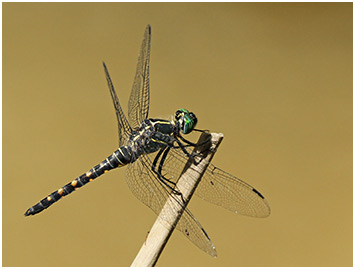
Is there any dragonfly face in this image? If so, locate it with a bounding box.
[175,108,198,134]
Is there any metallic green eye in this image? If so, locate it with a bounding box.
[175,109,197,134]
[184,112,197,134]
[175,108,188,119]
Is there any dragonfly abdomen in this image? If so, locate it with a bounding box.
[24,146,132,216]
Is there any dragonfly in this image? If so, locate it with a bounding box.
[25,25,270,257]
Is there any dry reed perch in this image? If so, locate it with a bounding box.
[131,132,224,267]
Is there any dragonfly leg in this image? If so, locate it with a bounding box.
[157,146,186,202]
[192,128,210,133]
[152,145,166,172]
[174,137,193,157]
[151,147,181,196]
[177,133,211,154]
[171,142,194,150]
[174,136,208,159]
[158,147,170,175]
[177,135,198,147]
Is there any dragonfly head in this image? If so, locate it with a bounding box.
[175,108,198,134]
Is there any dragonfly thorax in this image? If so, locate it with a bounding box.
[175,108,198,134]
[128,119,175,156]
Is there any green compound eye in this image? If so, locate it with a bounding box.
[175,108,189,119]
[175,109,197,134]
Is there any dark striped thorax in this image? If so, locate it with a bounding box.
[128,119,177,157]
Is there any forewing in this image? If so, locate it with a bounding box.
[128,25,151,128]
[126,150,217,257]
[103,62,132,147]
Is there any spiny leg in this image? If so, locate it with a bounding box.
[151,147,180,195]
[192,128,209,133]
[177,133,211,149]
[157,146,186,201]
[178,135,198,147]
[174,136,193,157]
[176,134,212,156]
[152,145,166,172]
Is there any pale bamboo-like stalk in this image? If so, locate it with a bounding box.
[131,132,224,267]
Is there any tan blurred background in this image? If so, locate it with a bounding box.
[3,2,352,267]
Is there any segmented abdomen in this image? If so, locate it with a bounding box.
[24,146,132,216]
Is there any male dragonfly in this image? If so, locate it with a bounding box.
[25,25,270,257]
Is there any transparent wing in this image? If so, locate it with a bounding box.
[103,62,132,147]
[126,150,217,257]
[160,146,271,218]
[196,165,271,218]
[128,25,151,128]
